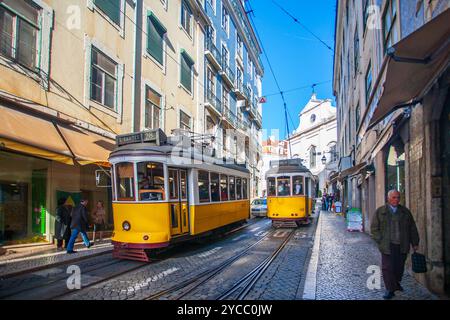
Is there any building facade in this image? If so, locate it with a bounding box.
[288,94,338,195]
[203,0,264,199]
[0,0,263,245]
[333,0,449,294]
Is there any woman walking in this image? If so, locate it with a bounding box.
[92,200,107,243]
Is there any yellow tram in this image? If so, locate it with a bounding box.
[109,129,250,261]
[266,159,315,228]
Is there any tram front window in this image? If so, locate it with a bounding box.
[277,176,291,196]
[137,162,165,201]
[116,162,135,201]
[268,178,276,196]
[293,176,304,195]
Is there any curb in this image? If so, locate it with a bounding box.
[302,211,323,300]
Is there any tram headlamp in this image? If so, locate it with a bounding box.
[122,221,131,231]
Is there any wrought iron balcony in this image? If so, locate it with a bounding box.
[219,62,235,89]
[222,107,237,128]
[204,90,222,116]
[234,81,246,100]
[254,109,262,128]
[205,39,222,71]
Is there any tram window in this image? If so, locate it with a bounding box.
[169,169,179,200]
[210,172,220,202]
[198,171,210,202]
[220,175,229,201]
[180,170,187,200]
[305,177,310,197]
[229,176,236,200]
[268,178,276,196]
[277,176,291,196]
[293,176,304,195]
[115,162,135,201]
[137,162,165,201]
[236,178,242,200]
[242,178,248,199]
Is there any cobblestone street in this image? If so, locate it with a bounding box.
[309,211,438,300]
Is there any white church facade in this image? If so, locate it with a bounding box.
[288,94,338,194]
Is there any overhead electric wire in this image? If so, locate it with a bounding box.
[264,80,332,97]
[271,0,334,52]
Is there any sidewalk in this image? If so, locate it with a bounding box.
[304,211,438,300]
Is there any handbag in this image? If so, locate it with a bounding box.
[411,252,427,273]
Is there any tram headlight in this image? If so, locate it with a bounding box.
[122,221,131,231]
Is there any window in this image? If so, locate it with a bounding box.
[168,169,179,200]
[206,66,215,97]
[268,177,276,196]
[365,61,372,104]
[363,0,370,31]
[222,5,229,34]
[236,66,243,89]
[180,50,194,92]
[223,128,227,152]
[222,45,229,68]
[210,172,220,202]
[293,176,304,195]
[198,171,210,202]
[147,13,166,65]
[248,59,253,79]
[355,103,360,130]
[277,176,291,196]
[222,85,230,111]
[354,24,359,75]
[330,144,338,163]
[137,162,165,201]
[229,176,236,200]
[206,25,216,44]
[0,0,39,70]
[220,175,228,201]
[236,178,242,200]
[180,110,191,131]
[144,86,161,129]
[310,146,316,168]
[242,178,248,199]
[206,116,215,135]
[310,114,316,123]
[305,177,310,197]
[116,162,135,201]
[94,0,121,25]
[180,170,187,200]
[181,0,192,37]
[91,47,117,109]
[382,0,399,52]
[236,34,243,58]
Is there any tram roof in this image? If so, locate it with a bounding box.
[265,158,312,177]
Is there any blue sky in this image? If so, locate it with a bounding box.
[249,0,337,138]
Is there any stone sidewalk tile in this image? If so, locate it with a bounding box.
[309,211,438,300]
[0,242,113,277]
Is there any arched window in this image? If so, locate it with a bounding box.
[310,146,316,168]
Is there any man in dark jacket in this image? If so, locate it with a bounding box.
[66,199,92,254]
[370,190,419,299]
[54,197,71,250]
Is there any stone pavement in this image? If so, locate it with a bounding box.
[304,211,438,300]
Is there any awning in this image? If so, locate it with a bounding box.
[368,9,450,129]
[57,124,115,166]
[0,105,74,164]
[340,162,367,179]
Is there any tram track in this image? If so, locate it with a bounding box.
[145,228,294,300]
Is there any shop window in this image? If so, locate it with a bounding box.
[136,162,165,201]
[198,171,210,203]
[169,169,179,200]
[115,162,135,201]
[293,176,304,195]
[268,177,276,196]
[236,178,242,200]
[210,172,220,202]
[277,176,291,197]
[229,176,236,200]
[220,175,228,201]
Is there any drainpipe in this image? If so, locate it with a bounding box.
[132,0,143,132]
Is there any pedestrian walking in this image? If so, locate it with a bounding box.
[54,197,71,250]
[370,190,420,299]
[92,200,106,243]
[66,199,92,254]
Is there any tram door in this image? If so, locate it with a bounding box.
[168,169,189,236]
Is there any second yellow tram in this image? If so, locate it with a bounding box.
[266,159,315,228]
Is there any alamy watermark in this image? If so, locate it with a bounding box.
[366,265,381,290]
[66,265,81,290]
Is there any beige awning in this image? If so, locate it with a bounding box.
[57,124,115,166]
[0,104,74,164]
[368,9,450,129]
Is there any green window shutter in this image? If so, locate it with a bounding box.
[180,51,193,92]
[148,13,166,65]
[94,0,121,25]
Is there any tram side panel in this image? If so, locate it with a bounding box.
[112,203,171,247]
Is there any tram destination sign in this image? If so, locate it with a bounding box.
[116,129,167,147]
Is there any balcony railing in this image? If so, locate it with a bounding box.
[205,90,222,115]
[220,62,235,88]
[234,81,246,100]
[223,107,237,127]
[254,110,262,128]
[205,39,222,70]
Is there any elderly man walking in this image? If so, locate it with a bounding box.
[370,190,420,299]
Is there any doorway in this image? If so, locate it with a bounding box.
[168,168,189,236]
